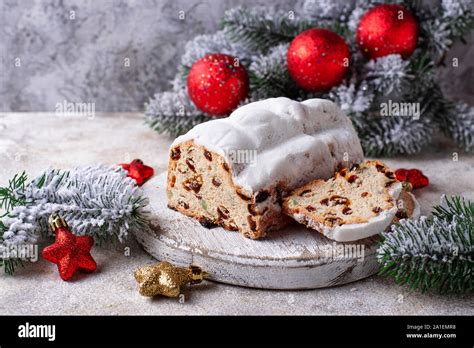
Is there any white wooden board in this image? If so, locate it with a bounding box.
[135,174,381,289]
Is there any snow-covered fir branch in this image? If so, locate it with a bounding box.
[353,115,436,157]
[364,55,412,95]
[437,102,474,152]
[378,195,473,293]
[145,88,211,136]
[0,166,149,274]
[221,6,315,53]
[248,44,301,100]
[329,80,373,117]
[420,0,474,61]
[302,0,353,21]
[180,30,253,70]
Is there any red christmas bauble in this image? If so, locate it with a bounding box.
[287,28,350,92]
[187,53,249,116]
[356,4,418,59]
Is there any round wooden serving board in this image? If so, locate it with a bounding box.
[135,174,381,289]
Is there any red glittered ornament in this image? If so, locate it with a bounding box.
[187,53,249,116]
[42,213,97,281]
[356,4,418,60]
[120,159,154,186]
[395,168,429,190]
[287,28,350,92]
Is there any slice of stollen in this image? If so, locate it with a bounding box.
[282,160,418,242]
[393,190,421,224]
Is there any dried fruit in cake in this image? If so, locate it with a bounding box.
[166,97,363,239]
[282,160,407,241]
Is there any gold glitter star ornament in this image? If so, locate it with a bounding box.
[134,261,208,297]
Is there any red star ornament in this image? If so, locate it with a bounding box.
[120,159,154,186]
[42,214,97,281]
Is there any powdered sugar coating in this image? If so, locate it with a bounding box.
[172,97,364,193]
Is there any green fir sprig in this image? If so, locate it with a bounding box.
[0,172,29,274]
[0,166,149,275]
[377,196,473,293]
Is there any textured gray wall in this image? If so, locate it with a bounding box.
[1,0,292,112]
[1,0,472,112]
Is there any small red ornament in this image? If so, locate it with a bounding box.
[187,53,249,116]
[42,214,97,281]
[356,4,418,60]
[287,28,350,92]
[395,168,429,190]
[120,159,154,186]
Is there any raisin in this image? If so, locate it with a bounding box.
[247,216,257,232]
[299,189,312,197]
[375,164,385,173]
[217,206,230,219]
[373,207,382,214]
[170,175,176,188]
[222,162,230,172]
[320,198,329,206]
[347,175,358,183]
[186,158,196,172]
[385,180,396,187]
[178,200,189,209]
[248,204,258,215]
[330,195,350,205]
[385,171,395,179]
[237,191,252,201]
[306,205,316,212]
[396,210,408,219]
[275,187,283,205]
[183,175,203,193]
[361,192,369,197]
[255,190,269,203]
[350,163,360,171]
[200,218,217,229]
[170,147,181,160]
[212,177,222,187]
[227,221,239,231]
[324,217,343,227]
[342,206,352,215]
[204,150,213,161]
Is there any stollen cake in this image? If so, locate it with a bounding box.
[167,97,364,239]
[282,160,417,242]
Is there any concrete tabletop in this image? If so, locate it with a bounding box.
[0,112,472,315]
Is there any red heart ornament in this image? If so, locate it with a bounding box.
[395,168,429,189]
